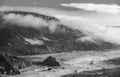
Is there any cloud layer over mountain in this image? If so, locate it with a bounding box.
[2,11,60,33]
[61,3,120,14]
[1,6,120,45]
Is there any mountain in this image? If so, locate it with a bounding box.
[0,10,118,55]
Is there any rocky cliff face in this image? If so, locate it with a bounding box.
[0,11,118,55]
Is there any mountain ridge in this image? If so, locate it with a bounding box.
[0,10,118,55]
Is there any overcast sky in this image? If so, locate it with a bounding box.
[1,0,120,8]
[2,0,120,44]
[1,0,120,26]
[0,0,120,20]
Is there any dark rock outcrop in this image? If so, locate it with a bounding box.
[7,55,32,70]
[0,54,20,75]
[0,53,32,75]
[41,56,60,66]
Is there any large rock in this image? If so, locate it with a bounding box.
[0,54,20,75]
[0,53,32,75]
[7,55,32,70]
[41,56,60,66]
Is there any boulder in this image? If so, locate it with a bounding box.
[0,53,32,75]
[0,54,19,75]
[8,55,32,70]
[41,56,60,66]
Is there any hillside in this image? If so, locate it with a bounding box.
[0,10,118,55]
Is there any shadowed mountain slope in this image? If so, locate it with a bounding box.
[0,11,118,55]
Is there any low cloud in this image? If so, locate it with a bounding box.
[2,12,60,33]
[61,3,120,14]
[55,15,120,44]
